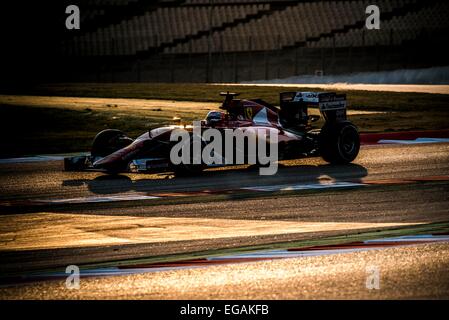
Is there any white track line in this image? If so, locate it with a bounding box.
[241,181,365,192]
[0,153,88,164]
[0,156,65,164]
[209,235,449,260]
[364,234,449,243]
[378,138,449,144]
[36,193,159,204]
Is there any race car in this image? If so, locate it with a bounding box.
[64,91,360,175]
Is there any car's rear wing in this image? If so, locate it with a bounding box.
[280,92,347,123]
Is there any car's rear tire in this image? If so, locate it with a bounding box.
[91,129,133,158]
[319,121,360,164]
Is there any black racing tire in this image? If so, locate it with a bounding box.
[173,163,205,177]
[91,129,133,158]
[319,121,360,164]
[171,138,206,177]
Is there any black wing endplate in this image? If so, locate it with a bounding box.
[220,92,240,110]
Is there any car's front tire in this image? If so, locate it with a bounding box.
[170,138,206,176]
[91,129,133,158]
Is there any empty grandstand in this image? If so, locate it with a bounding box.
[11,0,449,83]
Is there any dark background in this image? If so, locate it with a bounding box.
[1,0,448,86]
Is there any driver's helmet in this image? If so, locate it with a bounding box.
[205,110,225,126]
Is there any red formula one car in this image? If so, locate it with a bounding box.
[64,92,360,175]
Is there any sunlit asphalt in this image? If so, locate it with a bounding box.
[0,142,448,298]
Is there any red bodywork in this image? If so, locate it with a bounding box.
[92,97,306,171]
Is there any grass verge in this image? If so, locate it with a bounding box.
[1,82,449,157]
[4,82,449,111]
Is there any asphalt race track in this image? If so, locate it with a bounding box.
[0,142,448,299]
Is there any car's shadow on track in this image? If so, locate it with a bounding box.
[62,163,368,195]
